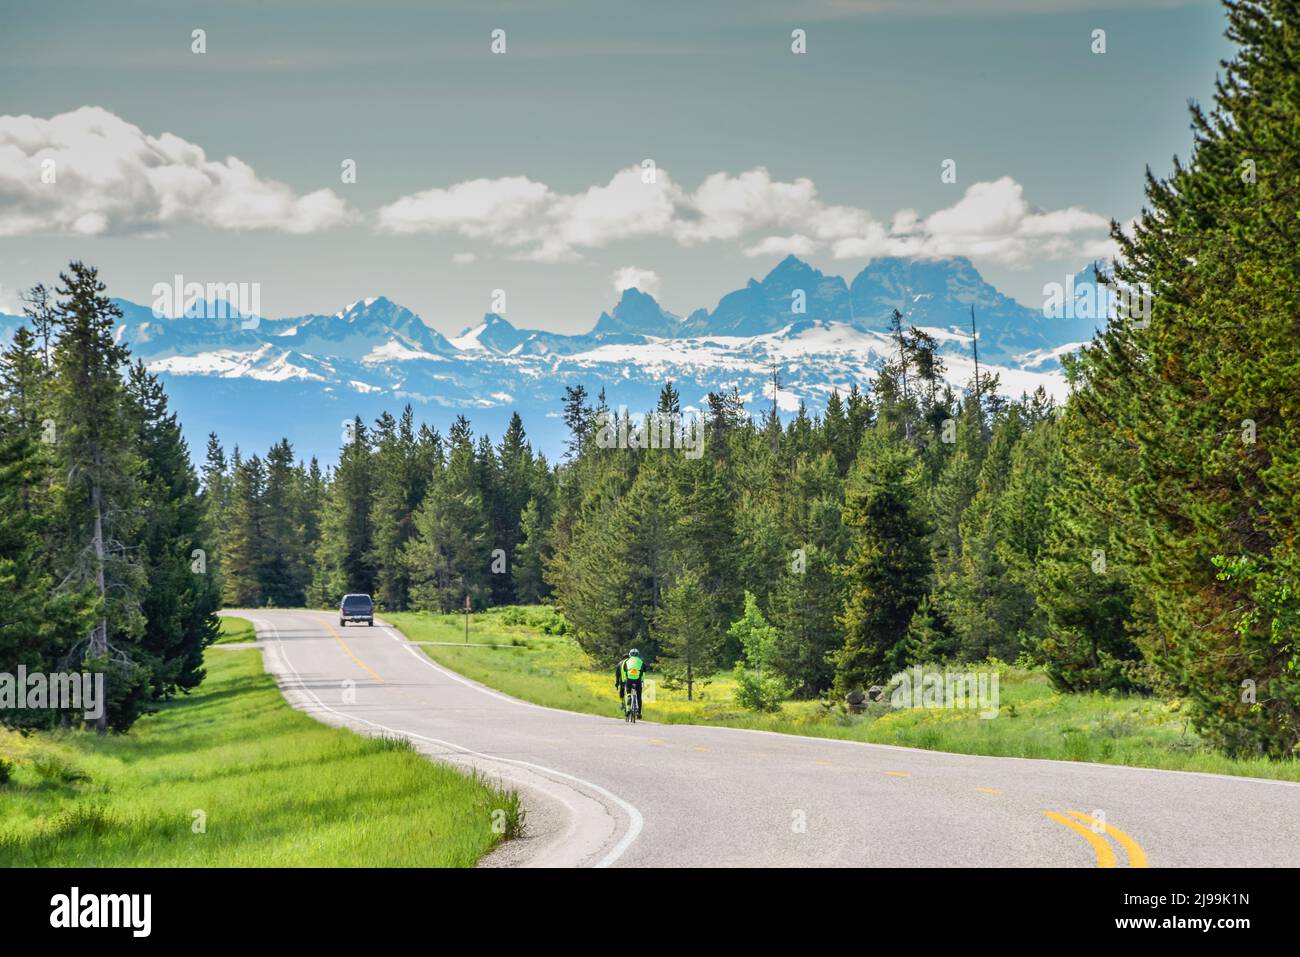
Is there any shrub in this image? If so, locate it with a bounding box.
[731,664,788,713]
[46,802,114,840]
[30,754,90,785]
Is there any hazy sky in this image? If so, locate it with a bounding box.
[0,0,1232,336]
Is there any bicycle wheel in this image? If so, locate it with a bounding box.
[629,689,638,724]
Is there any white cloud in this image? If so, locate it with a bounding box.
[376,165,1110,269]
[744,234,819,258]
[376,175,551,242]
[0,107,354,236]
[611,266,662,298]
[831,176,1114,266]
[3,110,1112,271]
[556,167,678,247]
[674,169,816,243]
[451,252,478,264]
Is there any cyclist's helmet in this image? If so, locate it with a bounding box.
[629,648,640,657]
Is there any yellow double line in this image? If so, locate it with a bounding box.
[1043,810,1148,868]
[315,614,385,683]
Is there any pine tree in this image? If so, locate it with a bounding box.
[0,325,93,728]
[670,450,742,654]
[654,568,720,701]
[368,408,419,610]
[405,416,490,611]
[562,384,592,458]
[297,456,327,605]
[127,362,220,697]
[513,451,556,604]
[314,418,377,602]
[259,439,305,605]
[770,451,846,696]
[555,450,676,663]
[200,433,229,593]
[20,282,57,372]
[1031,401,1140,692]
[222,454,266,607]
[50,262,148,733]
[821,390,853,474]
[833,426,931,692]
[1059,0,1300,753]
[941,406,1033,662]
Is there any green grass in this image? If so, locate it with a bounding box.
[214,614,257,644]
[0,642,522,866]
[386,606,1300,783]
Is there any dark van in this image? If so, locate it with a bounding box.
[339,593,374,627]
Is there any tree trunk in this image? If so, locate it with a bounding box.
[90,473,109,735]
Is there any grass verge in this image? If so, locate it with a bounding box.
[386,606,1300,783]
[0,640,521,866]
[214,614,257,644]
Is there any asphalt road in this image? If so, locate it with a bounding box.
[228,608,1300,868]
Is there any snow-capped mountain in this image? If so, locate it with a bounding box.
[273,296,457,361]
[594,287,686,340]
[0,256,1107,463]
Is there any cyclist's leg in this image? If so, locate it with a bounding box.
[633,679,643,717]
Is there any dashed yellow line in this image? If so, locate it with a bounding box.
[1067,811,1148,868]
[319,618,384,683]
[815,759,833,766]
[885,771,911,778]
[975,787,1003,795]
[1043,811,1118,868]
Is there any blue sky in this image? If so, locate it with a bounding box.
[0,0,1232,334]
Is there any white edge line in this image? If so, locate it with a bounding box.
[246,613,643,868]
[228,610,1300,793]
[360,614,1300,792]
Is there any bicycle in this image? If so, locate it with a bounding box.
[624,685,639,724]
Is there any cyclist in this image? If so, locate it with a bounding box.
[614,648,646,719]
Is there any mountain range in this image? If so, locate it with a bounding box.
[0,256,1107,464]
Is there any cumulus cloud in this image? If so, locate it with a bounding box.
[376,165,1111,268]
[830,176,1113,265]
[0,106,354,236]
[744,234,820,258]
[376,175,551,241]
[611,266,662,298]
[376,166,680,263]
[2,109,1113,270]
